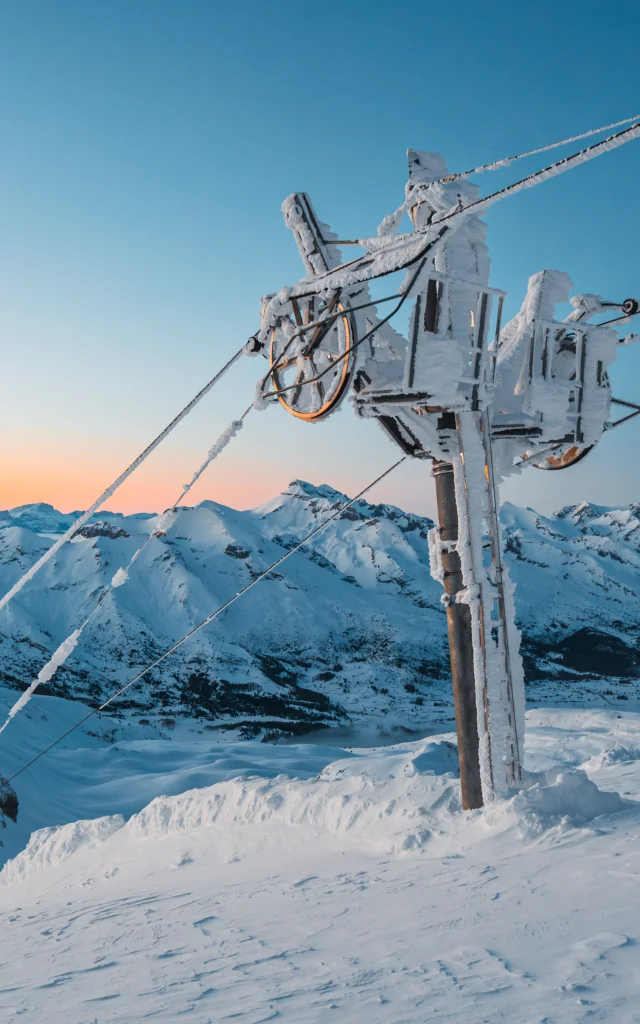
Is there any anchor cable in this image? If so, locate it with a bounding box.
[0,406,253,737]
[417,112,640,188]
[0,345,247,614]
[5,455,406,783]
[282,120,640,301]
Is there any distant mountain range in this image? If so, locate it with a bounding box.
[0,483,639,737]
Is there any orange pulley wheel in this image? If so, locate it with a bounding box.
[268,293,356,422]
[533,444,595,470]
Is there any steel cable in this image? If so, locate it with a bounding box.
[0,346,247,613]
[5,455,407,783]
[419,112,640,189]
[0,405,253,738]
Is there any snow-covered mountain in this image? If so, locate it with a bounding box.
[1,484,639,736]
[501,500,640,686]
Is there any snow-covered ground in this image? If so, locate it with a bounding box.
[2,487,640,1021]
[2,683,640,1022]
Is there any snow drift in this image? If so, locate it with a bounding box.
[1,733,627,889]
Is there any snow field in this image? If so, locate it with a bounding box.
[1,690,640,1021]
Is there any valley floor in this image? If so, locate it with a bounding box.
[2,688,640,1022]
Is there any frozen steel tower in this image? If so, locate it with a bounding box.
[251,121,640,806]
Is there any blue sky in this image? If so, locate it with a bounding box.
[1,0,639,518]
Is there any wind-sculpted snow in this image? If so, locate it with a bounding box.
[0,693,639,1022]
[0,486,639,736]
[0,814,124,888]
[0,730,626,888]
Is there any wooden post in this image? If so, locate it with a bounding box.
[432,460,484,809]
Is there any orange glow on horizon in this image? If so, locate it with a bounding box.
[0,431,430,519]
[0,452,284,514]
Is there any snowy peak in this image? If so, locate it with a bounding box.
[0,485,447,734]
[0,503,157,537]
[555,500,614,522]
[258,479,433,534]
[0,503,81,535]
[1,486,640,736]
[282,479,347,503]
[552,501,640,548]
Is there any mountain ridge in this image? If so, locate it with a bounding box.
[1,483,639,737]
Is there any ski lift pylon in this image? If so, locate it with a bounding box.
[255,122,640,808]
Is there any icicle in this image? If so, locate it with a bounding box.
[377,199,411,236]
[427,526,444,583]
[428,528,457,585]
[254,375,273,411]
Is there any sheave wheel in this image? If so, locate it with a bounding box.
[268,293,355,422]
[532,444,594,470]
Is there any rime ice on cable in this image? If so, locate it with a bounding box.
[254,122,640,807]
[0,628,84,735]
[0,413,253,739]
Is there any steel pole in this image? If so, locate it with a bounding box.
[432,460,484,809]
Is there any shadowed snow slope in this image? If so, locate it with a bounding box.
[1,487,640,735]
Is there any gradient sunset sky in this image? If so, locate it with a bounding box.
[2,0,640,520]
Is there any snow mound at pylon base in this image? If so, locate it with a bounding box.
[124,748,628,852]
[1,737,626,889]
[2,708,640,1024]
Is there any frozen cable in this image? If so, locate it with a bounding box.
[0,628,84,736]
[379,114,640,234]
[174,408,251,502]
[433,120,640,226]
[5,455,407,782]
[280,121,640,303]
[415,112,640,190]
[0,346,246,613]
[0,408,252,736]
